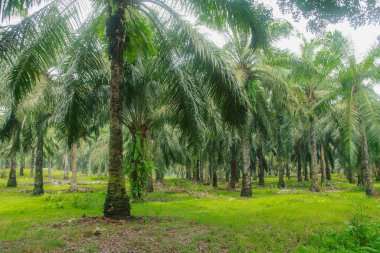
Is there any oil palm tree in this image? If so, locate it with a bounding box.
[223,25,291,196]
[337,46,380,196]
[1,0,273,218]
[0,2,73,189]
[281,31,350,192]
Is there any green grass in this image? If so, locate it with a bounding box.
[0,169,379,252]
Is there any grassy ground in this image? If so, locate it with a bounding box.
[0,169,379,252]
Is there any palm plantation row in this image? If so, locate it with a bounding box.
[0,0,380,220]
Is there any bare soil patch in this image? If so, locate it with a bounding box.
[1,217,231,253]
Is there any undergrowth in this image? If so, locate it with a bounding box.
[298,203,380,253]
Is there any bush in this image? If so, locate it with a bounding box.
[298,206,380,252]
[44,192,65,209]
[72,194,93,209]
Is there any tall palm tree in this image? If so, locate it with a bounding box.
[1,0,273,218]
[223,25,291,196]
[282,31,350,192]
[337,46,380,196]
[0,2,74,191]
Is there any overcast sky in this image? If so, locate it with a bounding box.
[201,0,380,94]
[266,0,380,94]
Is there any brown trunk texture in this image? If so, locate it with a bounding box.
[297,155,302,182]
[63,150,69,180]
[240,135,252,197]
[277,156,285,188]
[103,0,131,219]
[20,152,25,176]
[360,123,377,196]
[229,159,238,190]
[33,134,44,195]
[7,154,17,187]
[310,126,320,192]
[320,145,325,184]
[70,143,78,192]
[30,148,35,178]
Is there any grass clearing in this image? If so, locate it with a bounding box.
[0,169,379,252]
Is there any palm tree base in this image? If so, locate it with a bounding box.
[7,178,17,187]
[104,189,131,219]
[33,187,44,196]
[240,188,252,197]
[365,187,377,197]
[310,186,320,192]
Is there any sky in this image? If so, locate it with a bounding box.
[265,0,380,59]
[266,0,380,94]
[200,0,380,94]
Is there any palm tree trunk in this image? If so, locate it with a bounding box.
[20,152,25,176]
[268,156,273,176]
[240,135,252,197]
[155,168,164,182]
[258,156,265,186]
[304,157,308,181]
[130,133,145,202]
[225,170,230,182]
[357,169,364,186]
[297,154,302,182]
[7,153,17,187]
[360,122,377,196]
[252,167,257,181]
[212,163,218,188]
[309,159,312,181]
[63,149,69,180]
[147,175,154,193]
[195,159,200,182]
[229,158,238,190]
[129,125,155,200]
[325,149,331,181]
[277,155,285,188]
[252,158,257,181]
[207,162,211,180]
[347,168,355,184]
[186,159,191,179]
[330,150,335,174]
[145,129,153,192]
[285,163,290,180]
[87,155,92,176]
[0,159,6,179]
[320,145,325,184]
[356,154,363,186]
[30,148,35,178]
[33,134,44,195]
[199,155,204,183]
[103,0,131,219]
[310,126,320,192]
[47,156,52,178]
[97,164,102,176]
[70,143,78,192]
[376,160,380,182]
